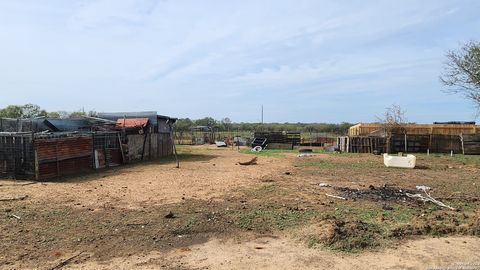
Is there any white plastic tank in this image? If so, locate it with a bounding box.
[383,153,416,169]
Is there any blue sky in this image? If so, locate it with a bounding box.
[0,0,479,123]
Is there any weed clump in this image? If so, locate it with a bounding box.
[307,218,383,252]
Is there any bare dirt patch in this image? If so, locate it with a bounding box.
[0,145,292,210]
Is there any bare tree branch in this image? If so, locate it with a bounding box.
[440,41,480,109]
[376,104,407,135]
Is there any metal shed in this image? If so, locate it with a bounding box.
[0,112,177,180]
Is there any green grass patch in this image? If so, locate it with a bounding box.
[416,153,480,166]
[382,205,416,223]
[296,159,381,170]
[332,204,415,224]
[306,235,322,248]
[239,148,299,157]
[326,221,383,252]
[229,205,319,231]
[310,203,479,252]
[296,160,338,169]
[173,216,198,235]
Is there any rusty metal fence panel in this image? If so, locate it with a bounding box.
[34,134,93,179]
[0,133,35,179]
[93,132,123,168]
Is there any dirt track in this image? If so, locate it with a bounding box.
[1,145,479,269]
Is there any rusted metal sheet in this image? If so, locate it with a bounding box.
[107,149,122,166]
[38,156,92,179]
[94,148,122,168]
[35,136,93,179]
[95,149,106,169]
[35,136,92,162]
[116,118,149,128]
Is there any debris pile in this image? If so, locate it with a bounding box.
[215,141,227,147]
[334,185,456,210]
[238,157,258,166]
[251,146,263,152]
[334,185,416,201]
[407,186,455,210]
[313,218,382,251]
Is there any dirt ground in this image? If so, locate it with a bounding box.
[1,145,479,270]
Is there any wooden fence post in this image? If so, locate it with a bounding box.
[460,134,465,155]
[34,135,39,180]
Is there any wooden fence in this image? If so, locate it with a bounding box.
[338,133,478,154]
[462,134,480,155]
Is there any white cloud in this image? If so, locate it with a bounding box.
[0,0,478,122]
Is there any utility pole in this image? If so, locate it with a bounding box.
[261,105,264,124]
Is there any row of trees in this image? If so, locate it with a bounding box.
[175,117,352,134]
[0,104,96,119]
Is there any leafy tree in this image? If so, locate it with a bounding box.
[0,105,23,118]
[220,117,232,131]
[440,41,480,107]
[85,110,97,117]
[0,104,98,119]
[47,111,61,118]
[175,118,194,132]
[21,104,47,118]
[194,117,217,127]
[68,111,87,118]
[68,110,96,118]
[55,111,71,118]
[171,117,352,135]
[0,104,47,118]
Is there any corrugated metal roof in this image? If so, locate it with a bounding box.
[35,118,91,132]
[31,117,115,132]
[116,118,149,128]
[97,111,176,124]
[98,111,157,123]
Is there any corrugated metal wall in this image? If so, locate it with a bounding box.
[1,129,174,180]
[35,135,93,179]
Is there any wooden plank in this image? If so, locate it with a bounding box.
[117,134,125,163]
